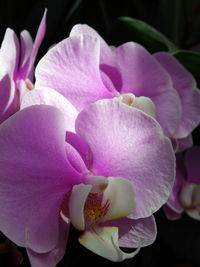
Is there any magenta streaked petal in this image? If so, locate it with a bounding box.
[115,42,182,137]
[27,217,70,267]
[21,87,78,132]
[184,147,200,184]
[35,35,113,110]
[154,52,200,139]
[0,74,15,123]
[20,9,47,79]
[0,105,83,253]
[76,99,175,219]
[105,215,157,248]
[0,28,19,80]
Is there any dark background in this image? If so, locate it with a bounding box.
[0,0,200,266]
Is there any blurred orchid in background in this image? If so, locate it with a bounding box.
[0,9,46,124]
[164,146,200,220]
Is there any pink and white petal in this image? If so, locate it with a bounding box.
[70,24,115,66]
[115,42,182,137]
[184,147,200,184]
[21,9,47,79]
[76,99,175,219]
[69,184,92,231]
[0,28,19,79]
[105,215,156,248]
[163,204,182,221]
[101,177,136,222]
[0,74,15,123]
[154,52,200,138]
[21,87,79,132]
[79,226,140,262]
[0,105,83,253]
[35,35,113,110]
[27,217,70,267]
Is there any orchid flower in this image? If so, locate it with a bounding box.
[0,99,175,266]
[22,24,200,151]
[0,9,47,123]
[164,146,200,220]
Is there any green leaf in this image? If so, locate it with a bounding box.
[109,17,177,53]
[172,50,200,87]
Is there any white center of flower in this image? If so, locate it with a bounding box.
[114,93,156,118]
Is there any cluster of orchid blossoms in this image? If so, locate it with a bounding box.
[0,9,200,267]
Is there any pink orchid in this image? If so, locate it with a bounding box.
[0,99,175,266]
[164,146,200,220]
[22,24,200,151]
[0,9,47,123]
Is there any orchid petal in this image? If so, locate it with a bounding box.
[154,52,200,139]
[163,204,182,220]
[176,134,193,152]
[76,99,175,218]
[66,131,92,169]
[70,24,115,66]
[0,28,19,79]
[21,87,78,132]
[101,177,136,222]
[166,153,185,213]
[105,215,156,248]
[35,35,113,110]
[27,217,70,267]
[20,9,47,79]
[65,142,88,174]
[0,74,15,123]
[79,226,140,262]
[115,42,182,137]
[0,105,82,253]
[20,30,33,71]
